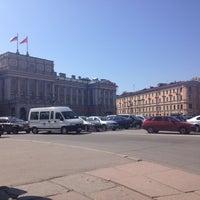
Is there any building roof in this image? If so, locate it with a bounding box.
[118,80,200,98]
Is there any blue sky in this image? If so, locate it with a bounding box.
[1,0,200,94]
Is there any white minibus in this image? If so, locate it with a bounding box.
[28,106,83,134]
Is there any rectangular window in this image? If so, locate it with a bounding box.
[30,112,39,120]
[40,111,50,120]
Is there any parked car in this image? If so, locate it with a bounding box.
[136,115,146,121]
[87,116,119,131]
[170,113,186,121]
[187,115,200,132]
[0,125,3,136]
[118,114,143,129]
[0,117,30,134]
[107,115,130,129]
[142,116,195,134]
[79,116,102,132]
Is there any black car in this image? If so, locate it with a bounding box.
[0,125,3,136]
[0,117,30,134]
[117,114,143,129]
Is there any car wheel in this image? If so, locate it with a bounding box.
[95,127,100,132]
[32,127,38,134]
[179,127,188,134]
[147,127,155,133]
[195,125,200,132]
[101,125,107,131]
[12,127,18,134]
[85,125,89,132]
[61,126,68,134]
[76,129,81,134]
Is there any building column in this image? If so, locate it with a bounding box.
[43,81,47,101]
[17,78,20,98]
[81,89,84,105]
[63,87,66,105]
[95,88,98,105]
[26,79,30,98]
[70,88,73,105]
[108,91,111,106]
[57,85,60,103]
[35,80,39,99]
[103,90,106,105]
[4,78,11,99]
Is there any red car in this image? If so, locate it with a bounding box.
[142,116,195,134]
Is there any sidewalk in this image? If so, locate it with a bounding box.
[1,139,200,199]
[8,161,199,200]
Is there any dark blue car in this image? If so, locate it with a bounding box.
[107,115,131,129]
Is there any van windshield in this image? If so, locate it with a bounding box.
[61,111,78,119]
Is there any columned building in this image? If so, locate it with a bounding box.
[0,52,117,119]
[117,81,200,117]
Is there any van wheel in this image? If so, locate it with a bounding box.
[61,127,68,134]
[32,127,38,134]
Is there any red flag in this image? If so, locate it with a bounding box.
[20,37,28,44]
[10,36,18,42]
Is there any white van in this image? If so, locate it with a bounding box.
[28,106,83,134]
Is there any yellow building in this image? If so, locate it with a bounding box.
[117,81,200,117]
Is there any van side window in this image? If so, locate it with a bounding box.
[56,112,64,121]
[40,111,50,120]
[30,112,39,120]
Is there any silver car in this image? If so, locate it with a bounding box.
[187,115,200,132]
[87,116,119,131]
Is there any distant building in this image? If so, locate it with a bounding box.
[117,80,200,116]
[0,52,117,119]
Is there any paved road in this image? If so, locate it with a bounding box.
[6,128,200,175]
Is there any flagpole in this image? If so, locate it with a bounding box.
[16,33,19,54]
[26,36,29,56]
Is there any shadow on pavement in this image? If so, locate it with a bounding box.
[0,186,52,200]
